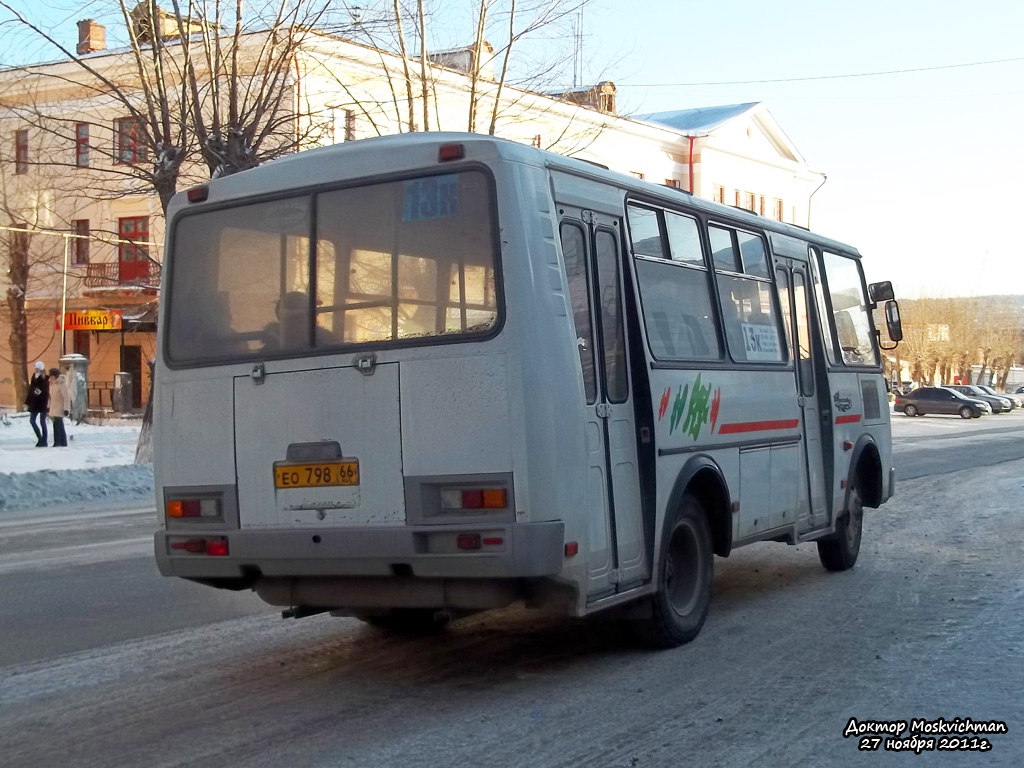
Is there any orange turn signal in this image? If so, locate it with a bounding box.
[482,489,507,508]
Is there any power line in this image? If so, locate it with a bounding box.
[621,56,1024,87]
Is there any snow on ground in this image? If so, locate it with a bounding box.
[0,411,154,512]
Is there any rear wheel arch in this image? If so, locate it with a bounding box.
[668,456,732,558]
[846,436,882,509]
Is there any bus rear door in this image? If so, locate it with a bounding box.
[559,206,647,598]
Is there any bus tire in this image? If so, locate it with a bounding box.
[817,482,863,572]
[635,493,713,649]
[357,608,448,636]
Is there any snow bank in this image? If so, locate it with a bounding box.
[0,412,154,513]
[0,464,155,511]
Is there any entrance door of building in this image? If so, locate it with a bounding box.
[120,345,143,410]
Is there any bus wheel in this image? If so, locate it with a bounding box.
[357,609,448,636]
[818,483,863,571]
[635,493,713,648]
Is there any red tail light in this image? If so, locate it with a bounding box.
[206,538,229,557]
[439,143,465,161]
[440,488,508,510]
[169,537,229,556]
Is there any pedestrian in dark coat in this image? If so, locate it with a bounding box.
[48,368,70,448]
[25,360,49,447]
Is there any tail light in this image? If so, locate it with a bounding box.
[440,488,507,511]
[166,497,221,518]
[438,143,465,161]
[168,537,229,556]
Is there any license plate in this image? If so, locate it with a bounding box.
[274,460,359,489]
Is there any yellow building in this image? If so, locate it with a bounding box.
[0,13,823,412]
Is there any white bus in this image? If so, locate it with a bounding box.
[154,133,902,647]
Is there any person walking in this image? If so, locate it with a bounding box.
[25,360,49,447]
[48,367,70,448]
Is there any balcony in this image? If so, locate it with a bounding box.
[83,261,157,295]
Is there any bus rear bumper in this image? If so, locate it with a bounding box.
[154,521,565,581]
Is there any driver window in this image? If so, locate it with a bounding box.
[821,251,879,367]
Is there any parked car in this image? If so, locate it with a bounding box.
[949,385,1012,413]
[976,385,1022,409]
[893,387,991,419]
[1013,384,1024,396]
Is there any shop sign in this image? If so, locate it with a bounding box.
[56,310,123,330]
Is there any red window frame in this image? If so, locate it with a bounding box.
[75,123,90,167]
[114,118,146,165]
[118,216,150,282]
[15,128,28,174]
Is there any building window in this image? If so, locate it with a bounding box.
[743,192,755,211]
[72,220,90,264]
[118,216,150,282]
[75,123,90,167]
[73,330,91,359]
[533,135,542,148]
[773,198,783,221]
[734,189,741,207]
[114,117,146,165]
[630,171,645,180]
[15,129,28,174]
[759,195,766,217]
[665,179,681,189]
[344,110,356,142]
[712,184,725,204]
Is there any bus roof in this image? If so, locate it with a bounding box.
[173,131,861,259]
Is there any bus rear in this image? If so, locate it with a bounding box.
[153,135,568,628]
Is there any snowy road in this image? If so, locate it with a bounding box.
[1,421,1022,766]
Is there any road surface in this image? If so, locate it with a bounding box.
[1,413,1022,766]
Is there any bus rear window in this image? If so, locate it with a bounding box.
[166,170,498,364]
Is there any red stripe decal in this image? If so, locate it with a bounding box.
[718,419,800,435]
[835,414,862,424]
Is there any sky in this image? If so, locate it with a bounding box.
[573,0,1024,299]
[2,0,1022,300]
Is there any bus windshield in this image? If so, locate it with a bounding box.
[166,169,499,365]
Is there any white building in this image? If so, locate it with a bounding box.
[0,16,824,410]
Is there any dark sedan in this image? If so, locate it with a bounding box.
[949,385,1012,413]
[976,385,1021,410]
[894,387,990,419]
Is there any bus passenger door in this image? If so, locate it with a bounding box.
[778,260,829,532]
[559,210,647,598]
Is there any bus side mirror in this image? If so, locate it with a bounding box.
[868,280,895,303]
[884,299,903,342]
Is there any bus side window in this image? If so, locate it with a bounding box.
[559,222,597,404]
[711,225,784,364]
[776,269,794,358]
[793,271,815,397]
[630,205,720,361]
[821,251,879,367]
[809,248,838,364]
